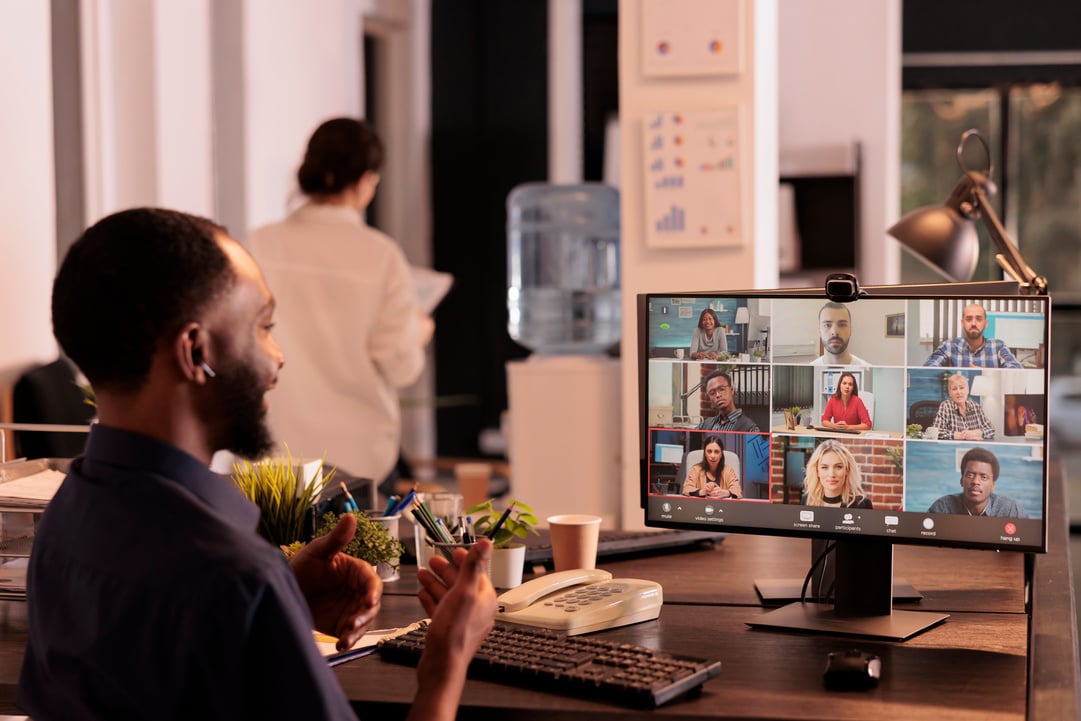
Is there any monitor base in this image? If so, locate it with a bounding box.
[746,601,949,641]
[754,577,923,604]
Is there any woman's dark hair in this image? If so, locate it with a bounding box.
[831,371,860,400]
[697,308,719,330]
[696,435,727,474]
[51,208,233,393]
[296,117,384,196]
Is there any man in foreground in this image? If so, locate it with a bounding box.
[17,208,496,720]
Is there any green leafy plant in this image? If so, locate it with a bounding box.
[751,347,765,360]
[315,510,404,572]
[884,446,904,470]
[464,499,540,548]
[232,452,332,546]
[906,423,924,439]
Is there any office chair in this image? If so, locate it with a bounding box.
[12,358,94,459]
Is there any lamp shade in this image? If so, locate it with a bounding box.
[887,205,980,283]
[968,374,991,398]
[734,307,750,324]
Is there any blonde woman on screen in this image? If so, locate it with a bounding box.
[802,439,873,508]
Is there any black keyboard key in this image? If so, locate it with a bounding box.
[378,621,722,708]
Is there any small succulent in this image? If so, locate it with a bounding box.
[464,499,540,548]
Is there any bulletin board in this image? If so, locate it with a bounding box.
[641,106,743,249]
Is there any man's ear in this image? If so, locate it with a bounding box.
[175,323,214,382]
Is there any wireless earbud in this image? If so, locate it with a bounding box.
[199,360,216,378]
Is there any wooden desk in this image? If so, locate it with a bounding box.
[358,460,1079,720]
[0,466,1073,720]
[771,424,904,439]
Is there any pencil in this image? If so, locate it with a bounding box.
[485,501,516,540]
[339,482,359,512]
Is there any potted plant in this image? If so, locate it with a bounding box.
[232,453,331,547]
[465,499,540,589]
[751,347,766,363]
[314,509,405,581]
[790,406,803,427]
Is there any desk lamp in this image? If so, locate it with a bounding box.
[887,129,1049,295]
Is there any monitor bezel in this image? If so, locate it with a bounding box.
[637,281,1050,556]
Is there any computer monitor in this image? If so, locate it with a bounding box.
[638,282,1049,640]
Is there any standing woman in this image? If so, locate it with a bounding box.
[682,435,743,499]
[690,309,725,360]
[820,371,872,430]
[249,117,433,490]
[802,439,873,508]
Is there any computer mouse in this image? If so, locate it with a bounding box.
[823,649,881,690]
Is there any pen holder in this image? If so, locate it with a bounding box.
[411,492,463,569]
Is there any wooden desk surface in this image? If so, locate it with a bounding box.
[0,466,1073,720]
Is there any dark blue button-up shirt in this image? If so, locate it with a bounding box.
[17,425,358,720]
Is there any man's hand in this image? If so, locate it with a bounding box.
[290,513,383,651]
[408,539,498,721]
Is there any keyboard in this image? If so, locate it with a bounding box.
[524,528,726,565]
[378,620,722,708]
[805,424,862,434]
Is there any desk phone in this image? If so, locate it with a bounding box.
[496,568,663,635]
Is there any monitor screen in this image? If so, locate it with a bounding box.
[639,289,1049,554]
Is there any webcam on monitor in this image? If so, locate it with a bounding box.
[824,272,863,303]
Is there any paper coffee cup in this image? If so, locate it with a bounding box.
[546,514,602,571]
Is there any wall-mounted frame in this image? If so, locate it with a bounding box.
[641,0,744,77]
[886,313,905,338]
[641,106,744,249]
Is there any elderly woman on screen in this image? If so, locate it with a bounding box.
[931,373,995,441]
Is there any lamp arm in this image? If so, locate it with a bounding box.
[972,184,1048,295]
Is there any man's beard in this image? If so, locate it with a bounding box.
[212,359,275,459]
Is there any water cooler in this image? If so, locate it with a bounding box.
[505,184,622,528]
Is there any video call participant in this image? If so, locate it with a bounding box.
[923,303,1022,368]
[690,308,725,360]
[682,435,743,499]
[928,447,1027,518]
[820,371,872,431]
[811,302,869,366]
[931,373,995,441]
[695,370,760,432]
[802,439,873,508]
[19,208,497,721]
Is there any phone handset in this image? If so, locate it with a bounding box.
[497,568,613,613]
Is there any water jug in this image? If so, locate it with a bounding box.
[506,183,620,354]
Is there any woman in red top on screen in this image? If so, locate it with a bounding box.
[820,371,872,431]
[682,435,743,499]
[802,439,873,508]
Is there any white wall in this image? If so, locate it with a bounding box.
[778,0,901,286]
[617,0,779,528]
[0,2,59,387]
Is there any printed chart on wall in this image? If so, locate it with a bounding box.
[642,107,743,249]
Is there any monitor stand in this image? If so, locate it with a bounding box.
[747,539,949,641]
[754,539,923,603]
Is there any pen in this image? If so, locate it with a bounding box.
[434,517,455,544]
[485,501,516,540]
[463,515,476,544]
[389,489,416,516]
[339,482,359,513]
[410,507,442,544]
